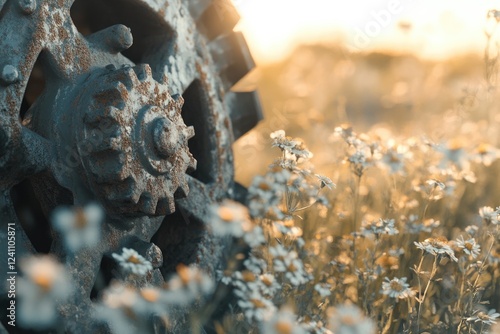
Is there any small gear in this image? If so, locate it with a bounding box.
[75,64,196,216]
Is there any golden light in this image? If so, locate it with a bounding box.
[234,0,500,63]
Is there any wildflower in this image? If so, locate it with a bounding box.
[437,138,469,170]
[18,256,72,329]
[164,264,214,305]
[243,255,267,274]
[51,203,103,252]
[414,237,458,261]
[426,179,446,190]
[375,253,400,271]
[290,140,313,160]
[210,200,252,237]
[488,9,500,22]
[465,225,479,237]
[243,225,266,247]
[455,236,481,259]
[360,217,399,237]
[328,304,376,334]
[237,289,276,322]
[258,273,280,295]
[333,124,355,142]
[479,206,500,224]
[270,245,309,286]
[217,269,233,285]
[472,143,500,166]
[315,174,335,189]
[261,307,306,334]
[270,130,313,160]
[381,277,415,300]
[404,215,440,234]
[381,146,408,174]
[314,283,332,297]
[94,283,159,334]
[271,130,298,152]
[467,309,500,325]
[248,174,286,219]
[112,247,153,276]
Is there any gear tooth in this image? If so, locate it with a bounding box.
[155,196,175,215]
[138,193,157,215]
[113,68,135,90]
[92,86,124,109]
[113,81,129,97]
[174,182,189,199]
[92,136,122,153]
[133,64,152,82]
[105,176,140,203]
[184,126,195,140]
[160,73,168,85]
[188,155,197,172]
[103,106,122,119]
[84,109,117,126]
[88,151,128,183]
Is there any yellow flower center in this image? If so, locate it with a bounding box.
[287,262,297,272]
[259,182,271,191]
[465,242,474,251]
[218,207,235,222]
[33,273,53,292]
[74,208,87,229]
[261,276,273,287]
[141,288,160,303]
[250,298,266,308]
[477,143,490,155]
[340,314,356,326]
[447,138,464,151]
[177,264,191,285]
[127,255,142,264]
[242,270,256,282]
[274,321,293,334]
[390,281,403,292]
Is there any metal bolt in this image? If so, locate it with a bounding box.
[18,0,36,15]
[153,118,179,158]
[1,65,19,85]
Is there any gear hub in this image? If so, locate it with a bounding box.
[75,64,196,216]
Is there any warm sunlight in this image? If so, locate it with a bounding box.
[234,0,500,63]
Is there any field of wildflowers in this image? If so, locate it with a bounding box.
[10,9,500,334]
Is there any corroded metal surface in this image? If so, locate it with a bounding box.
[0,0,262,332]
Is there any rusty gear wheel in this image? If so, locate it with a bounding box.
[0,0,262,332]
[76,64,196,216]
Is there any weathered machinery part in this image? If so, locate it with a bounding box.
[0,0,262,332]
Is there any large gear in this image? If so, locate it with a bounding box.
[0,0,263,332]
[76,64,196,216]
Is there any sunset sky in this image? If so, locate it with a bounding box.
[234,0,500,63]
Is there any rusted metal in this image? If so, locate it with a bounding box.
[0,0,262,332]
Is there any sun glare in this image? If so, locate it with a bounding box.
[234,0,500,63]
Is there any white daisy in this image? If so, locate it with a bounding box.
[314,283,332,298]
[455,236,481,259]
[210,200,252,238]
[18,256,72,329]
[479,206,500,225]
[112,247,153,276]
[261,307,306,334]
[328,303,376,334]
[237,289,276,322]
[51,203,103,252]
[414,237,458,262]
[467,309,500,325]
[381,277,415,300]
